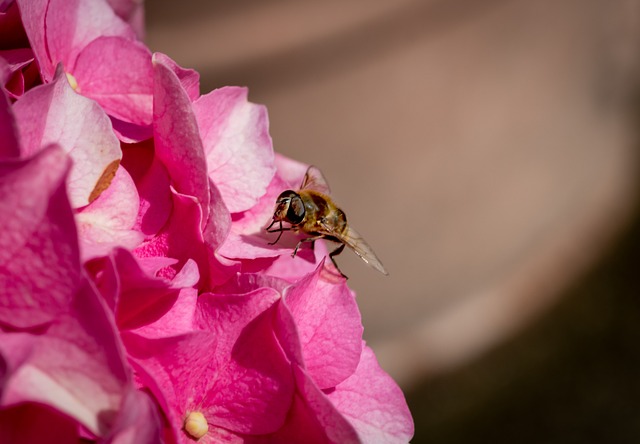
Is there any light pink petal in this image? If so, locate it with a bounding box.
[0,403,80,443]
[283,261,363,389]
[152,52,209,224]
[327,346,414,444]
[153,52,200,102]
[73,36,153,126]
[44,0,135,81]
[0,145,79,329]
[13,66,122,208]
[261,244,328,282]
[121,140,173,237]
[194,86,275,213]
[76,166,143,261]
[1,276,132,437]
[274,152,309,188]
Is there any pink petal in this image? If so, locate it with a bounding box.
[219,175,298,260]
[44,0,135,81]
[106,389,163,444]
[327,346,414,444]
[133,190,207,283]
[152,52,209,225]
[76,166,143,261]
[194,86,275,213]
[283,261,363,389]
[1,276,132,436]
[13,0,48,77]
[100,247,199,334]
[13,66,122,208]
[153,52,200,102]
[0,145,79,329]
[72,36,153,126]
[1,48,39,98]
[194,288,281,354]
[106,0,145,40]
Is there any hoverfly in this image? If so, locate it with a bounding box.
[266,166,388,277]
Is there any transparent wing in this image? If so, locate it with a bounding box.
[299,165,331,194]
[320,220,388,275]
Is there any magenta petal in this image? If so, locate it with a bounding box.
[194,288,281,353]
[283,262,363,389]
[126,296,294,438]
[13,66,122,208]
[132,287,197,339]
[194,86,275,213]
[327,346,414,444]
[152,52,209,224]
[121,141,172,237]
[0,403,80,444]
[288,366,361,444]
[0,145,78,329]
[198,303,294,435]
[73,36,153,125]
[134,190,207,282]
[0,67,19,159]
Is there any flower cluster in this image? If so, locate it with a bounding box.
[0,1,414,443]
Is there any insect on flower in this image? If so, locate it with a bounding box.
[266,166,388,278]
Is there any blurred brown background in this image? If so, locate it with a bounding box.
[145,1,640,442]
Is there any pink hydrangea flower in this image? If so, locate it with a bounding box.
[0,0,414,442]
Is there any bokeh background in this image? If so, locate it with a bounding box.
[145,1,640,442]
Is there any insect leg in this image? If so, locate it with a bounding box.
[267,221,291,245]
[292,235,323,258]
[329,243,347,278]
[265,219,278,231]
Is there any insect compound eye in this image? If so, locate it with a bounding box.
[286,195,305,224]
